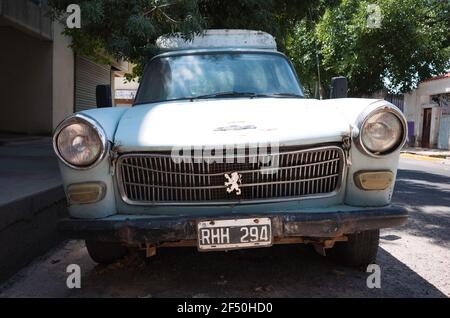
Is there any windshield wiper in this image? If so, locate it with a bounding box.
[257,93,304,98]
[191,91,304,100]
[191,91,258,100]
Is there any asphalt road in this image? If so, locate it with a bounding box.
[1,157,449,298]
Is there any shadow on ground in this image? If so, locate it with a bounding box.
[62,244,445,298]
[2,165,448,298]
[393,169,450,247]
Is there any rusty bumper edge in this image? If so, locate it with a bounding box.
[58,206,408,244]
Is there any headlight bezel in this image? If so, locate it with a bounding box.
[355,104,407,157]
[53,114,108,170]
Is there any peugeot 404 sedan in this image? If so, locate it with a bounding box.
[54,30,408,267]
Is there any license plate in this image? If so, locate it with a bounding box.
[197,217,272,251]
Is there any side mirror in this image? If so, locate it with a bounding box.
[96,85,113,108]
[330,76,348,99]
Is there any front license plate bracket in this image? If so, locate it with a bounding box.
[197,217,273,251]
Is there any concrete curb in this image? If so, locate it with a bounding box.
[401,148,450,159]
[400,153,450,165]
[400,153,445,161]
[0,185,67,283]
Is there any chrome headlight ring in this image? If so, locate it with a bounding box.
[354,103,407,158]
[53,114,108,170]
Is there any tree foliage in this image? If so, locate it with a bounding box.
[48,0,312,78]
[49,0,449,95]
[287,0,450,97]
[198,0,313,51]
[49,0,205,78]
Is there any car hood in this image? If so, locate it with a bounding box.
[113,97,380,151]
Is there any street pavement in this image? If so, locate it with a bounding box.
[0,157,449,298]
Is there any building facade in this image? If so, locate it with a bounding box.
[114,77,139,106]
[403,74,450,150]
[0,0,130,135]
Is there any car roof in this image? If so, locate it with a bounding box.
[152,48,287,60]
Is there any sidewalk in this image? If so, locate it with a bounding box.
[401,147,450,158]
[0,134,67,282]
[400,147,450,163]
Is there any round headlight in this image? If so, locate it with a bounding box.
[360,109,405,155]
[54,116,106,169]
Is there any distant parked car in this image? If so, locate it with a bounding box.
[54,30,407,267]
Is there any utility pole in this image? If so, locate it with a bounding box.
[316,52,322,100]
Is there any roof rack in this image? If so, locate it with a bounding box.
[156,29,277,51]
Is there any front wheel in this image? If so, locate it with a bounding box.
[328,229,380,268]
[85,240,128,264]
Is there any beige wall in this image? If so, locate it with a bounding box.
[0,26,53,134]
[52,23,74,129]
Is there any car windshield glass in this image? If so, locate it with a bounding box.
[134,52,304,104]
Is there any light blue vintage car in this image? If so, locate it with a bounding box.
[54,30,408,266]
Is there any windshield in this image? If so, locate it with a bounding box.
[134,52,304,104]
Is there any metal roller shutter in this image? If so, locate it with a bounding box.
[75,56,111,112]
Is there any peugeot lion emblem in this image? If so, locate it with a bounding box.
[224,172,242,195]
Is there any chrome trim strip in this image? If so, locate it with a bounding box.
[118,157,341,177]
[354,102,408,158]
[52,114,109,170]
[116,146,345,206]
[120,173,340,190]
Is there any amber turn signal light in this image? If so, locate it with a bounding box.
[67,182,106,205]
[354,171,394,191]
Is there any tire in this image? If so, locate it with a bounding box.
[85,240,128,264]
[328,229,380,268]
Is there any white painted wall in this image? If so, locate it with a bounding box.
[403,76,450,148]
[114,77,139,90]
[114,77,139,106]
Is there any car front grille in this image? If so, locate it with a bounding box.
[116,146,344,205]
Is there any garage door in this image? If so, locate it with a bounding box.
[75,56,111,112]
